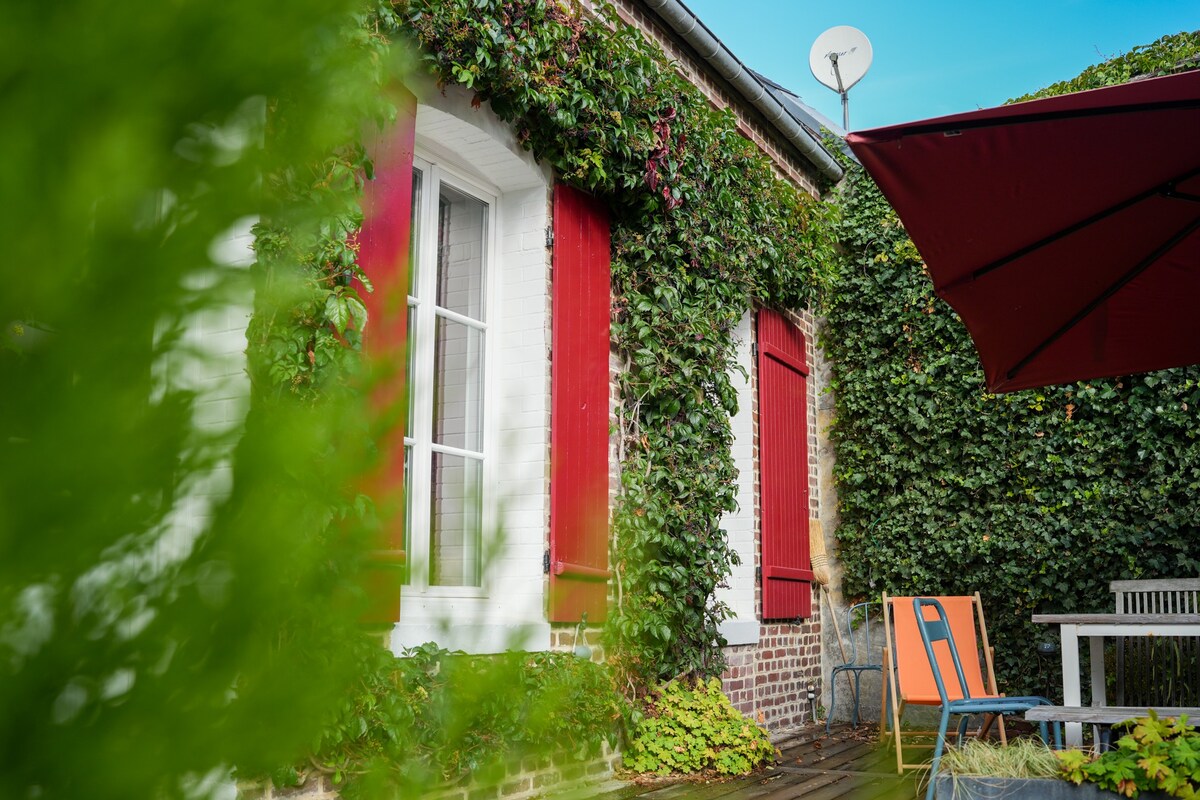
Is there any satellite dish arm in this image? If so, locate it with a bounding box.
[829,52,850,130]
[829,52,846,94]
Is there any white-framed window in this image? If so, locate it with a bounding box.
[390,88,553,654]
[404,158,496,594]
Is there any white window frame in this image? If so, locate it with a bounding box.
[404,155,500,600]
[391,88,554,655]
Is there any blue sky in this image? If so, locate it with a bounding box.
[680,1,1197,131]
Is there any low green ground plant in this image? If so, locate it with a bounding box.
[1058,712,1200,798]
[270,637,625,798]
[623,678,776,776]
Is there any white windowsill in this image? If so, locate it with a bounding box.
[404,584,489,600]
[390,620,552,655]
[719,618,761,647]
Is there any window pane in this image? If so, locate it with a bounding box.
[408,167,423,297]
[436,185,487,321]
[406,305,416,434]
[402,444,412,585]
[429,452,482,587]
[432,315,483,452]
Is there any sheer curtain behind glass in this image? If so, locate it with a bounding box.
[406,176,487,588]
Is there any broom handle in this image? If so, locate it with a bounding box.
[823,585,858,719]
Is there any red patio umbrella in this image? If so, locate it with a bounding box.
[846,70,1200,393]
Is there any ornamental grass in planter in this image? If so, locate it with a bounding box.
[933,739,1074,800]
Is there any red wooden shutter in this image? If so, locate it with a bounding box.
[757,309,813,620]
[356,88,417,624]
[549,184,611,623]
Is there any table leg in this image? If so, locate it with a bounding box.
[1089,636,1106,748]
[1061,624,1082,747]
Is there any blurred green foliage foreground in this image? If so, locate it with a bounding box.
[0,1,413,797]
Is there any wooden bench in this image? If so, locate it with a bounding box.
[1025,705,1200,725]
[1026,705,1200,751]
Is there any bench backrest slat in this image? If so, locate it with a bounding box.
[1110,578,1200,708]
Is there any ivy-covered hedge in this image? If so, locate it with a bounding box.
[824,31,1200,693]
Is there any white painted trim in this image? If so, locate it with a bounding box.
[715,311,759,627]
[719,619,761,647]
[392,621,553,655]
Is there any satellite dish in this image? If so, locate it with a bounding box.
[809,26,872,130]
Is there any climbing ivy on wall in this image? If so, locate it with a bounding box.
[823,31,1200,694]
[248,7,402,403]
[394,0,837,689]
[252,0,838,692]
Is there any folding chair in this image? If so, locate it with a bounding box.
[826,600,882,733]
[879,592,1006,774]
[913,598,1061,800]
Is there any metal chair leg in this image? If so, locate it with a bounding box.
[826,668,840,734]
[851,671,863,726]
[926,710,953,800]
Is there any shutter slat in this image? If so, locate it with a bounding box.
[758,309,812,620]
[549,184,611,623]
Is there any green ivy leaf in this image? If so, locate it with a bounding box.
[325,294,349,334]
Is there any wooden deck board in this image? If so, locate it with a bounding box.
[586,725,916,800]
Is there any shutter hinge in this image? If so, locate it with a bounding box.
[543,550,551,575]
[755,566,762,584]
[751,343,758,358]
[545,227,554,248]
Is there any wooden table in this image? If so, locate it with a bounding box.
[1031,613,1200,747]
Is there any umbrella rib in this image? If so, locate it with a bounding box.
[1165,189,1200,204]
[1005,214,1200,384]
[950,165,1200,290]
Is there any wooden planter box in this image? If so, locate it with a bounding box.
[934,774,1170,800]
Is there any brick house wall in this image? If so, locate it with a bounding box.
[223,0,840,795]
[719,308,824,733]
[596,0,832,736]
[244,746,622,800]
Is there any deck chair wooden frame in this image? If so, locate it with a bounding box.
[878,592,1006,774]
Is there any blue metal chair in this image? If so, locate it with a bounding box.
[912,597,1062,800]
[827,601,883,733]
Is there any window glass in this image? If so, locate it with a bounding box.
[432,316,484,452]
[435,185,487,322]
[405,307,416,434]
[402,443,413,583]
[429,452,482,587]
[404,163,490,592]
[408,167,422,298]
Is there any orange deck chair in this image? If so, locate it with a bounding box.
[879,592,1006,774]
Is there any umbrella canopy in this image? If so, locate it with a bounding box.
[846,70,1200,393]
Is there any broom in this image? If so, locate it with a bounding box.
[811,520,856,724]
